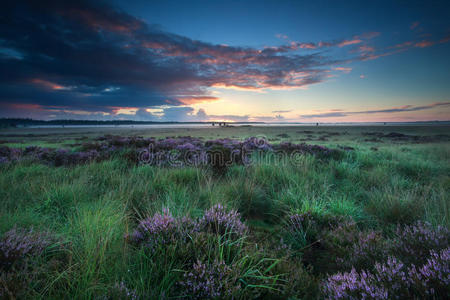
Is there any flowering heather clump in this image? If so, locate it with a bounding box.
[323,250,450,299]
[373,257,410,296]
[0,136,343,168]
[102,281,138,300]
[22,145,109,166]
[0,227,57,299]
[408,247,450,297]
[199,204,247,237]
[129,209,177,248]
[327,222,387,272]
[0,156,9,164]
[0,146,22,164]
[287,214,387,273]
[0,227,52,271]
[128,209,198,252]
[178,259,239,299]
[323,257,411,299]
[393,221,449,265]
[323,267,388,299]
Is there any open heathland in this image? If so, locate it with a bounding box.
[0,125,449,299]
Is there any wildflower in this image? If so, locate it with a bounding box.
[0,227,52,271]
[178,259,239,299]
[199,204,247,237]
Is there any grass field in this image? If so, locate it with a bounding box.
[1,125,449,299]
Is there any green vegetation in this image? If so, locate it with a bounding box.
[0,125,449,299]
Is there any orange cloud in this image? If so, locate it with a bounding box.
[7,103,44,110]
[334,67,352,73]
[358,45,375,52]
[338,39,362,47]
[31,78,69,90]
[177,96,220,105]
[415,40,434,48]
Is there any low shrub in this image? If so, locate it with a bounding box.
[392,221,449,265]
[128,209,198,253]
[323,248,450,299]
[198,204,247,238]
[321,221,387,272]
[0,227,53,271]
[102,281,138,300]
[0,227,61,298]
[178,259,240,299]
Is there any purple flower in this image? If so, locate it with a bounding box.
[323,249,450,299]
[393,221,449,265]
[178,259,239,299]
[103,281,138,300]
[199,204,247,237]
[1,227,53,271]
[128,209,199,252]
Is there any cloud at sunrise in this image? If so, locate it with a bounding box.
[1,0,449,122]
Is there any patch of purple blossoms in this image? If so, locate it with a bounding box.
[0,227,52,271]
[128,209,200,252]
[408,247,450,297]
[393,221,449,265]
[178,259,239,299]
[323,250,450,299]
[103,281,138,300]
[199,204,247,237]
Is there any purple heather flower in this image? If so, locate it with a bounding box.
[199,204,247,237]
[178,259,238,299]
[393,221,449,265]
[128,209,199,252]
[0,227,52,271]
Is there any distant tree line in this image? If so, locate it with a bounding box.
[0,118,263,128]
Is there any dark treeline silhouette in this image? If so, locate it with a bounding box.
[0,118,264,128]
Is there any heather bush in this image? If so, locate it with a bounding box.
[0,146,21,164]
[392,221,449,265]
[0,227,52,271]
[322,221,387,272]
[178,259,240,299]
[323,267,388,299]
[0,227,60,298]
[102,281,138,300]
[0,136,343,169]
[198,204,247,238]
[128,209,198,253]
[323,250,450,299]
[285,213,387,273]
[323,257,412,299]
[408,247,450,297]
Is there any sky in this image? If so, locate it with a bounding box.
[1,0,449,122]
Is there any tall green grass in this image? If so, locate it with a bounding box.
[0,140,448,298]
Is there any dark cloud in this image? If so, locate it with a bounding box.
[300,102,450,118]
[0,0,350,116]
[1,1,446,120]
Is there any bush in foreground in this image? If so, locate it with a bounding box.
[323,248,450,299]
[0,227,62,298]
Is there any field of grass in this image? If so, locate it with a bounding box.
[1,125,449,299]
